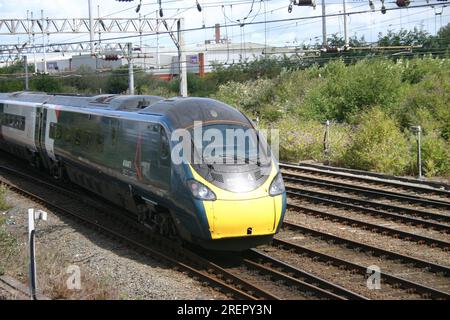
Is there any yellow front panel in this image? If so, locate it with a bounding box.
[188,161,283,239]
[210,197,276,239]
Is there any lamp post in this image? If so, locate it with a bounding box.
[127,43,134,95]
[23,55,29,90]
[88,0,94,55]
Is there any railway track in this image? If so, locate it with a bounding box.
[280,163,450,198]
[0,164,364,300]
[286,189,449,232]
[271,237,449,299]
[281,221,450,275]
[242,249,368,300]
[277,162,450,299]
[286,203,450,250]
[282,172,450,210]
[286,186,450,224]
[281,162,450,242]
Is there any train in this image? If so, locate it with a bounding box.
[0,91,286,251]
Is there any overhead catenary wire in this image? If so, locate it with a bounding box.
[0,2,447,56]
[2,2,442,57]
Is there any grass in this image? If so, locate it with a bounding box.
[0,185,15,276]
[0,184,10,211]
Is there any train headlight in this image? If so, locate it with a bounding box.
[269,172,285,196]
[187,180,216,201]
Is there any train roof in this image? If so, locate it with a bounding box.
[0,91,164,111]
[0,92,252,129]
[140,97,253,130]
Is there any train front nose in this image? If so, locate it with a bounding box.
[207,195,284,239]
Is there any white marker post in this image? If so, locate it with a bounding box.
[28,208,47,300]
[323,120,330,164]
[411,126,422,179]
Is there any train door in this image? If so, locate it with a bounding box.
[158,126,171,190]
[141,123,171,191]
[35,105,52,171]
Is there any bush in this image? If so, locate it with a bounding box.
[30,74,63,93]
[215,78,282,121]
[394,72,450,140]
[420,131,450,177]
[60,66,108,94]
[400,57,450,84]
[140,84,174,98]
[341,107,410,175]
[265,118,351,163]
[302,58,403,121]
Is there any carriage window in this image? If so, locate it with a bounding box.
[0,113,25,131]
[49,122,62,139]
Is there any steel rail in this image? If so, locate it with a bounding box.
[280,163,450,196]
[272,238,450,300]
[283,172,450,209]
[281,221,450,275]
[286,187,450,224]
[240,259,346,300]
[286,203,450,250]
[286,189,450,233]
[245,249,369,300]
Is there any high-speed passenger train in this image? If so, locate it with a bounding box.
[0,92,286,250]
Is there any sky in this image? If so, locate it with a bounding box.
[0,0,449,57]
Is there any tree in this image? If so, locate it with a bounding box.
[436,23,450,49]
[326,33,367,48]
[377,27,439,48]
[0,60,35,92]
[30,74,62,93]
[105,66,129,94]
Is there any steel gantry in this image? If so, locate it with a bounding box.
[0,17,178,35]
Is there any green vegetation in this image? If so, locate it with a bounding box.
[0,184,10,212]
[0,185,15,276]
[216,56,449,178]
[340,107,410,175]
